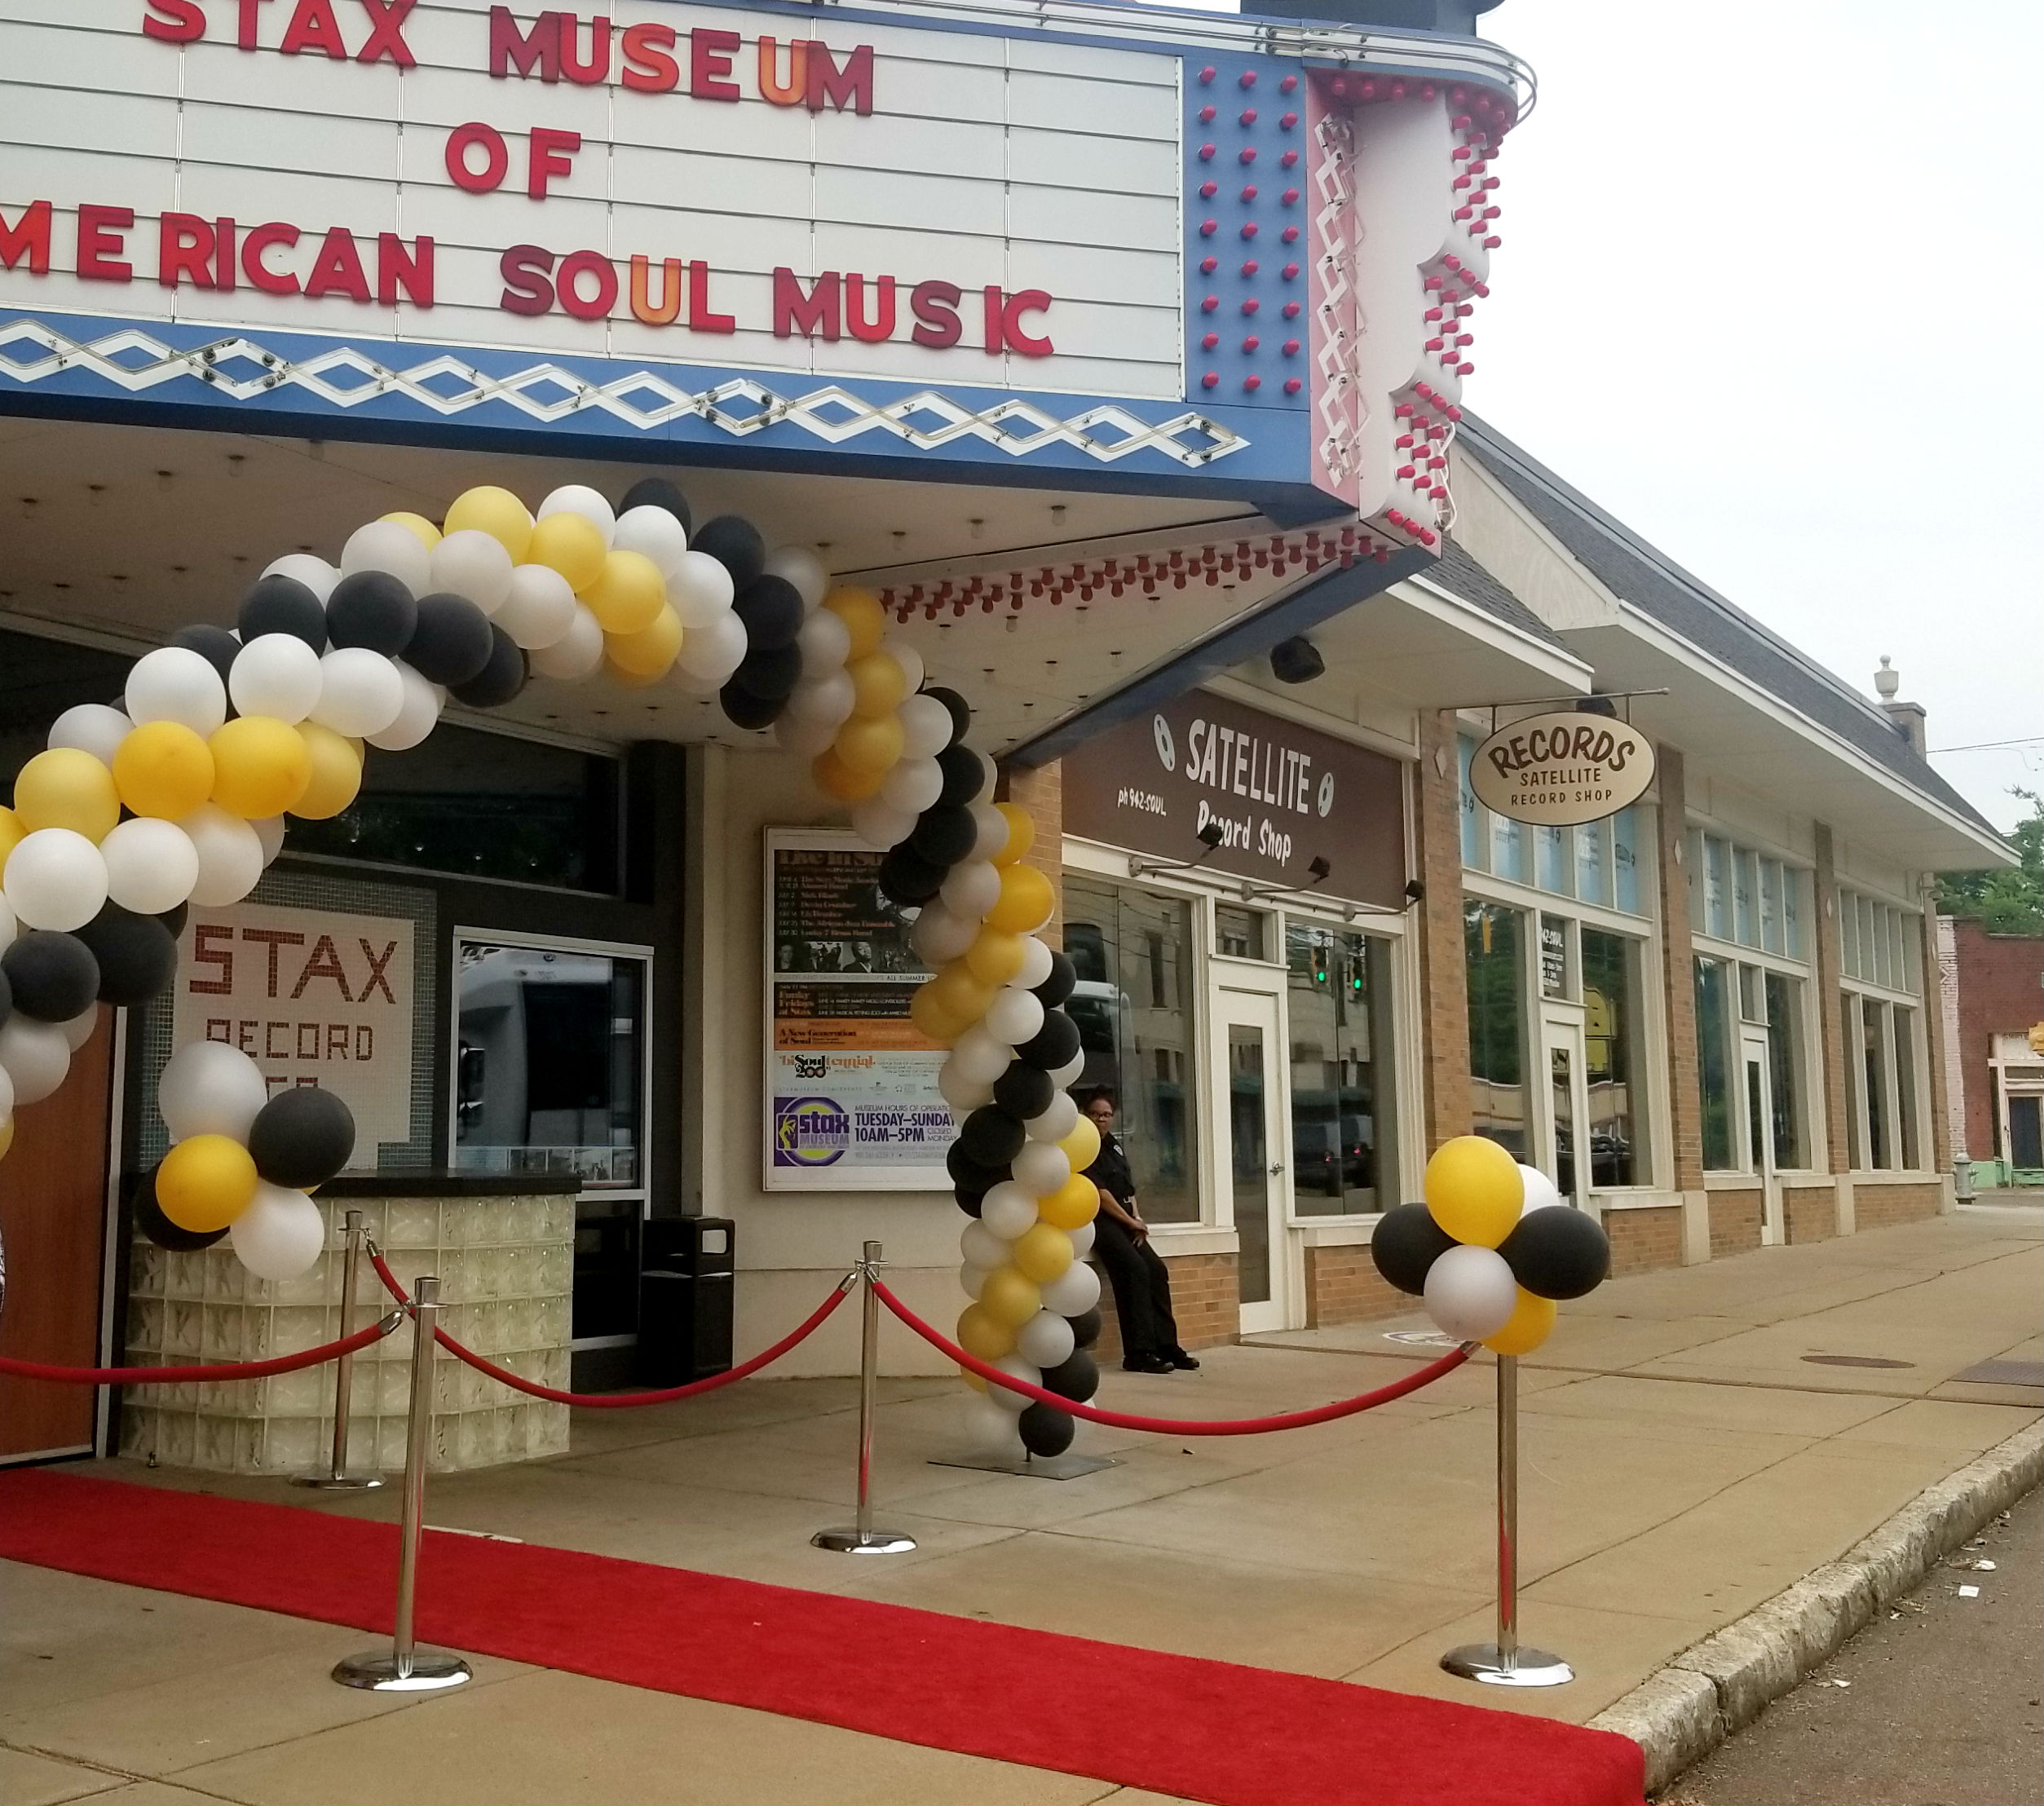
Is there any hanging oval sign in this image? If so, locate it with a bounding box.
[1470,710,1656,826]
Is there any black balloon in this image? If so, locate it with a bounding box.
[733,575,804,651]
[326,570,417,656]
[1066,1305,1103,1349]
[619,475,693,536]
[959,1105,1026,1168]
[953,1186,986,1217]
[1500,1206,1612,1300]
[1031,950,1077,1009]
[247,1084,356,1189]
[909,803,975,869]
[876,844,946,905]
[170,622,241,685]
[1369,1202,1459,1296]
[76,905,178,1007]
[238,574,328,652]
[135,1173,229,1252]
[157,902,189,938]
[717,682,784,731]
[0,964,11,1032]
[947,1139,1009,1195]
[448,625,528,709]
[1013,1009,1080,1071]
[935,744,984,808]
[732,642,801,701]
[1040,1347,1099,1402]
[2,929,99,1022]
[991,1061,1055,1122]
[922,685,971,744]
[1018,1401,1075,1458]
[405,592,496,686]
[692,514,766,589]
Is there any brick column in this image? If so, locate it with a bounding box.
[998,761,1064,949]
[1412,709,1469,1151]
[1918,905,1955,1191]
[1812,824,1853,1174]
[1653,745,1705,1194]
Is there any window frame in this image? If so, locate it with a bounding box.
[1834,883,1930,1176]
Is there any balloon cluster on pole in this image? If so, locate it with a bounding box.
[1369,1137,1611,1353]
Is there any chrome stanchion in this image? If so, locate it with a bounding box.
[1441,1353,1572,1686]
[812,1241,916,1555]
[292,1209,383,1491]
[333,1275,472,1692]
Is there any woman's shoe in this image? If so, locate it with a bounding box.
[1122,1353,1174,1374]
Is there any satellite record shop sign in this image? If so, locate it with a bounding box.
[1470,711,1655,827]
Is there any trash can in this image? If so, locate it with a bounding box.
[637,1217,735,1384]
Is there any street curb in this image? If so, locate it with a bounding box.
[1587,1418,2044,1796]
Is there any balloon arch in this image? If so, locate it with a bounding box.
[0,475,1609,1459]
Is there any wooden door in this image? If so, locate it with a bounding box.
[0,1009,116,1461]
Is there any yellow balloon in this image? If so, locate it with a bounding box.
[584,549,667,635]
[986,862,1053,934]
[1012,1222,1075,1284]
[155,1133,259,1233]
[382,510,442,549]
[444,484,533,562]
[834,713,905,775]
[209,716,311,819]
[812,749,885,801]
[1057,1115,1101,1175]
[14,748,121,841]
[958,1365,987,1392]
[601,656,668,690]
[606,604,682,675]
[1423,1135,1525,1247]
[0,804,25,868]
[963,927,1027,988]
[113,721,215,820]
[908,983,965,1047]
[0,1114,14,1162]
[1037,1171,1101,1230]
[822,585,886,660]
[527,510,608,594]
[928,960,995,1026]
[992,801,1035,867]
[957,1304,1018,1363]
[290,722,363,820]
[1482,1287,1557,1356]
[978,1265,1043,1330]
[845,650,907,719]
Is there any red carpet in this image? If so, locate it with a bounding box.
[0,1468,1642,1806]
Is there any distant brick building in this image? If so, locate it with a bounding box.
[1942,916,2044,1181]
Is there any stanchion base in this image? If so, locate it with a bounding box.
[332,1649,473,1691]
[1440,1643,1574,1688]
[929,1451,1122,1481]
[810,1527,918,1554]
[289,1471,384,1490]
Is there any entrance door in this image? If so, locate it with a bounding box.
[1541,1014,1591,1208]
[1742,1030,1783,1243]
[1216,991,1289,1334]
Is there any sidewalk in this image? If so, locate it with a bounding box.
[2,1207,2037,1805]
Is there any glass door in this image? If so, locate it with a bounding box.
[1216,991,1289,1334]
[1741,1028,1782,1244]
[1540,1013,1590,1208]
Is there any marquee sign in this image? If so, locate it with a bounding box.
[0,0,1525,524]
[1469,711,1655,828]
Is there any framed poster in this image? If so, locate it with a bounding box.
[762,830,949,1191]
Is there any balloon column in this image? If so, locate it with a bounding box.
[1369,1136,1612,1353]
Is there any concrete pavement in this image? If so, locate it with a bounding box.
[1,1205,2037,1804]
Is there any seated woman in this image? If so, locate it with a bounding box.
[1078,1088,1198,1374]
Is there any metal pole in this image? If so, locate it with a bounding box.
[811,1242,916,1555]
[333,1275,472,1691]
[293,1209,382,1490]
[1441,1353,1572,1687]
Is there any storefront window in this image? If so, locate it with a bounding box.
[1894,1005,1921,1171]
[1696,955,1736,1170]
[1581,928,1644,1186]
[1465,901,1528,1158]
[1863,998,1890,1168]
[1062,876,1199,1222]
[1285,925,1398,1216]
[1576,818,1612,907]
[1490,808,1530,885]
[1535,824,1569,894]
[1614,808,1643,915]
[1459,735,1483,868]
[1215,904,1271,960]
[1701,834,1732,941]
[1460,736,1648,919]
[1764,970,1806,1169]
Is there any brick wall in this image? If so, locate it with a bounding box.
[1605,1205,1684,1275]
[1853,1181,1943,1230]
[1785,1183,1838,1244]
[1655,747,1706,1191]
[1813,825,1853,1173]
[1950,917,2044,1162]
[1088,1250,1238,1362]
[1414,709,1471,1150]
[1708,1188,1763,1257]
[1304,1243,1411,1327]
[998,760,1064,948]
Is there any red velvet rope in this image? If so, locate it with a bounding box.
[872,1278,1471,1435]
[0,1315,398,1387]
[369,1249,854,1409]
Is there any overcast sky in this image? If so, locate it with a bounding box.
[1150,1,2042,837]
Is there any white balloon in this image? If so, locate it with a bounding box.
[772,713,839,759]
[669,550,735,627]
[965,1392,1025,1455]
[230,1183,327,1280]
[1017,1309,1075,1370]
[611,504,690,578]
[126,646,227,738]
[341,518,432,594]
[958,1261,993,1301]
[311,647,404,737]
[763,547,828,611]
[985,987,1045,1048]
[158,1038,269,1142]
[951,1025,1013,1086]
[1067,1221,1096,1260]
[3,829,108,931]
[0,1017,70,1105]
[786,669,856,728]
[968,801,1009,863]
[675,607,746,682]
[0,1062,11,1121]
[229,634,323,724]
[364,660,442,751]
[1014,935,1054,990]
[669,663,724,699]
[960,1221,1009,1269]
[909,903,979,965]
[1026,1092,1079,1143]
[938,1057,994,1115]
[496,563,580,651]
[981,1181,1040,1240]
[987,1354,1040,1414]
[877,757,942,816]
[49,702,133,767]
[428,528,514,616]
[528,605,606,680]
[1039,1261,1101,1317]
[538,483,616,545]
[885,641,925,695]
[976,753,999,805]
[1423,1244,1520,1342]
[851,797,919,850]
[940,859,1001,918]
[1517,1164,1565,1215]
[1012,1140,1070,1197]
[795,605,851,669]
[262,553,338,603]
[0,894,14,953]
[100,817,199,914]
[252,814,287,864]
[895,693,953,762]
[180,805,264,907]
[1049,1050,1086,1088]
